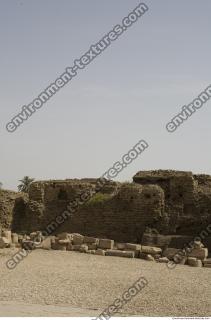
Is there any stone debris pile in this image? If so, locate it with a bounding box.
[0,230,210,268]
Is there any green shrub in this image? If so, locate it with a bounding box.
[85,192,111,206]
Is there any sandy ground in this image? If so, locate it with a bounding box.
[0,248,211,317]
[0,300,99,317]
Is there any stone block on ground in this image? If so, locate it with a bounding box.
[193,240,204,249]
[2,230,12,243]
[51,242,67,251]
[203,264,211,268]
[95,249,105,256]
[41,237,55,250]
[192,259,203,267]
[158,257,169,263]
[88,243,97,250]
[127,248,141,258]
[67,243,73,251]
[72,234,84,245]
[187,257,197,264]
[163,248,180,259]
[98,239,114,250]
[203,258,211,264]
[58,239,70,245]
[83,236,99,244]
[29,231,44,242]
[18,235,24,243]
[105,250,134,258]
[172,253,187,264]
[12,233,19,244]
[72,244,82,251]
[29,232,37,240]
[154,254,162,260]
[115,243,126,250]
[24,235,31,241]
[134,249,141,258]
[139,252,154,261]
[29,231,44,243]
[178,256,187,265]
[57,233,72,240]
[125,243,141,251]
[145,254,155,261]
[203,258,211,268]
[87,250,96,254]
[188,257,202,267]
[139,252,149,260]
[188,248,208,260]
[79,244,88,253]
[0,237,10,248]
[22,240,36,251]
[141,245,162,255]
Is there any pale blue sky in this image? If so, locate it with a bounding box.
[1,0,211,190]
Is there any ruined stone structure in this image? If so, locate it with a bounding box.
[133,170,211,235]
[22,178,164,243]
[0,190,27,232]
[1,170,211,249]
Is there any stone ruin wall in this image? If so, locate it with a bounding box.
[133,170,211,235]
[133,170,211,249]
[0,190,27,232]
[1,170,211,248]
[23,179,165,243]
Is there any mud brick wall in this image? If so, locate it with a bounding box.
[0,190,27,231]
[9,170,211,245]
[133,170,211,235]
[23,180,164,243]
[62,183,165,242]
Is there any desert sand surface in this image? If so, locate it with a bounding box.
[0,300,99,317]
[0,249,211,317]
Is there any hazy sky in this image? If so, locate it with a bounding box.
[1,0,211,191]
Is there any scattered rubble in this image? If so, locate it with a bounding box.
[0,230,210,268]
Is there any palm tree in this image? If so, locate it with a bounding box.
[18,176,34,193]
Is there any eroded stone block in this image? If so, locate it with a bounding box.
[141,245,162,255]
[2,230,11,243]
[22,240,36,251]
[83,236,99,244]
[79,244,88,253]
[72,234,84,245]
[116,243,126,250]
[98,239,114,249]
[105,250,134,258]
[158,257,169,263]
[188,248,208,260]
[57,233,71,240]
[0,237,10,248]
[12,233,19,244]
[95,249,105,256]
[163,248,180,259]
[188,258,202,267]
[88,243,97,250]
[125,243,141,251]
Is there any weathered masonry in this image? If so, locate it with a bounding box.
[1,170,211,249]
